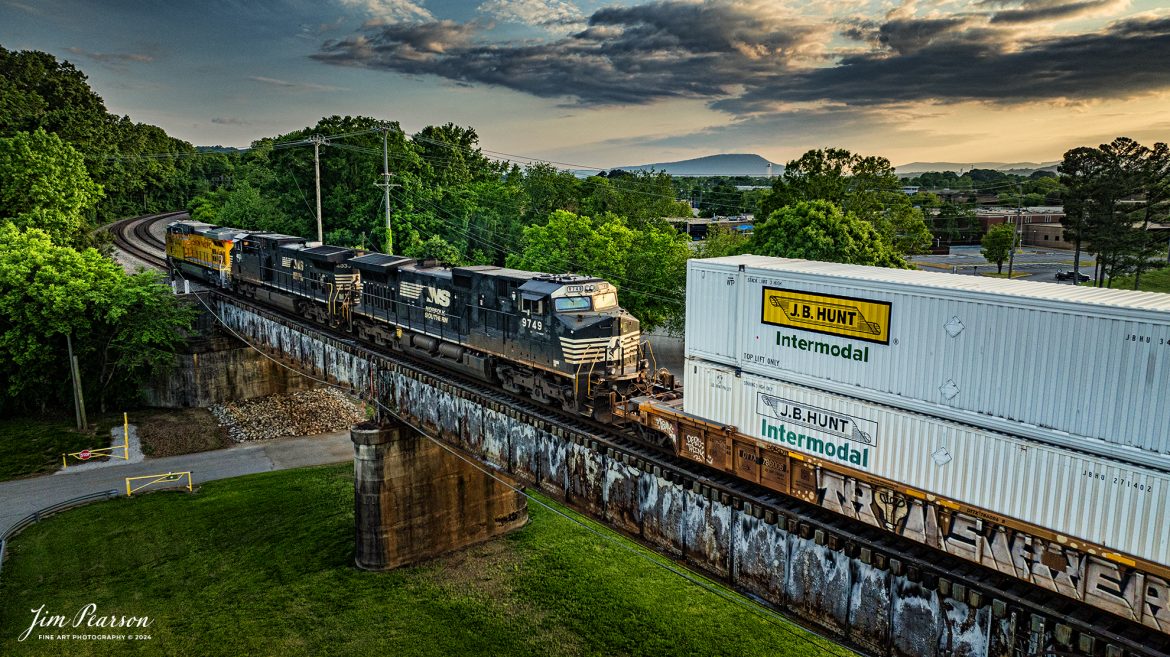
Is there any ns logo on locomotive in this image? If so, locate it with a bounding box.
[165,220,651,417]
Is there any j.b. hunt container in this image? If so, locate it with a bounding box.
[685,255,1170,470]
[683,356,1170,567]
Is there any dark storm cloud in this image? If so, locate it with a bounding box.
[982,0,1123,25]
[718,15,1170,112]
[313,1,822,106]
[313,2,1170,112]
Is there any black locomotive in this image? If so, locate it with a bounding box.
[166,220,648,414]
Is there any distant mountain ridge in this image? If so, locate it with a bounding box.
[616,153,780,177]
[895,160,1061,176]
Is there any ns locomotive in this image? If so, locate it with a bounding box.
[165,220,649,415]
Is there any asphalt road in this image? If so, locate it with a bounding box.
[912,246,1096,284]
[0,431,352,537]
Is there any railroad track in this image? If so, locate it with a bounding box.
[107,212,179,270]
[129,225,1167,656]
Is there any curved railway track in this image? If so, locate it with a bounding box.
[107,212,178,270]
[125,217,1168,656]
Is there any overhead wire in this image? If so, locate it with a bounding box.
[168,266,856,657]
[382,184,687,308]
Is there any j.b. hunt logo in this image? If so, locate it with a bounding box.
[757,393,877,445]
[756,392,877,469]
[761,287,891,345]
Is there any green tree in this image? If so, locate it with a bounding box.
[403,234,465,264]
[0,47,197,224]
[1059,146,1104,281]
[981,223,1016,274]
[0,224,194,413]
[521,162,581,224]
[694,224,751,258]
[760,148,931,256]
[750,200,908,268]
[0,128,103,245]
[216,181,286,232]
[507,210,689,331]
[1062,138,1165,287]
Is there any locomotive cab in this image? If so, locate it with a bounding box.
[529,276,643,385]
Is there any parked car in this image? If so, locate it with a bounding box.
[1055,269,1090,282]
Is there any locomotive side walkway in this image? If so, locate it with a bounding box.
[0,431,352,536]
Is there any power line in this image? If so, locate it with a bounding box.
[384,185,686,308]
[174,277,856,657]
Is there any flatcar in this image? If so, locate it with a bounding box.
[165,220,648,415]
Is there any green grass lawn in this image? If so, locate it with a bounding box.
[0,465,847,657]
[0,417,113,482]
[1090,265,1170,293]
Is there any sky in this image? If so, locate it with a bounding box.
[2,0,1169,170]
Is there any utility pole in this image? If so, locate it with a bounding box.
[1007,184,1021,277]
[309,134,327,243]
[376,124,397,254]
[65,333,87,431]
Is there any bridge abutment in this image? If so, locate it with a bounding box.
[351,421,528,571]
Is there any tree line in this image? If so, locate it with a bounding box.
[0,46,196,416]
[1060,138,1170,288]
[7,43,1161,422]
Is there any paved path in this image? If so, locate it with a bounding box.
[0,431,352,536]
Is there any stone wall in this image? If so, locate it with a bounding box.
[352,422,528,571]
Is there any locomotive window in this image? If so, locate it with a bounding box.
[593,292,617,310]
[522,298,544,315]
[554,297,591,312]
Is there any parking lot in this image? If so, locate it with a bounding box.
[912,246,1096,284]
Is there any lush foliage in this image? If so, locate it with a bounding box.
[751,200,909,268]
[980,223,1016,273]
[760,148,932,256]
[0,466,839,657]
[1060,137,1170,288]
[0,128,103,246]
[184,118,700,329]
[507,210,690,331]
[0,46,200,225]
[694,224,752,259]
[0,224,195,414]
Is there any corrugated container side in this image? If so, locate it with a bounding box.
[683,257,1170,463]
[683,357,1169,567]
[684,260,741,364]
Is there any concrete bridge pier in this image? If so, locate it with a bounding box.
[351,421,528,571]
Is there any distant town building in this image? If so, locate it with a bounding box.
[667,215,754,240]
[977,207,1068,248]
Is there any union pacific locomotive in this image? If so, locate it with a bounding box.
[166,220,648,415]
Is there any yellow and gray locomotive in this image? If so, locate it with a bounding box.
[166,220,647,414]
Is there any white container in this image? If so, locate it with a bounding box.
[683,357,1170,567]
[685,256,1170,469]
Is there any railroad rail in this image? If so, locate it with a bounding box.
[215,291,1168,657]
[107,212,178,270]
[122,214,1167,655]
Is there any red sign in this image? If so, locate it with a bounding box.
[79,449,92,460]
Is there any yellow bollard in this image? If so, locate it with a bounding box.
[123,412,129,461]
